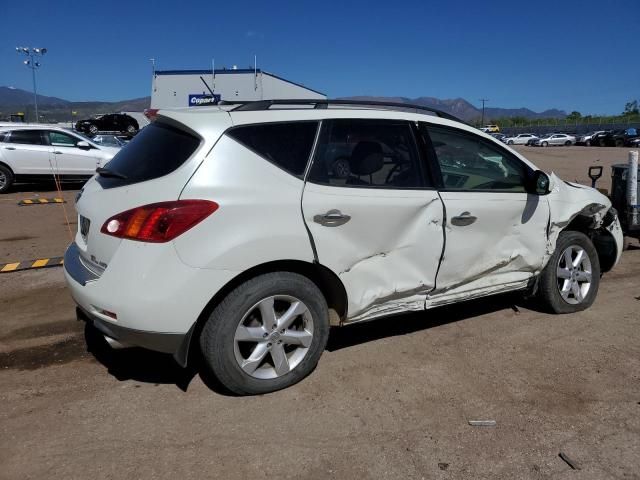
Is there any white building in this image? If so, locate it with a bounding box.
[151,68,325,109]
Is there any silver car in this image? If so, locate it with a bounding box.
[535,133,576,147]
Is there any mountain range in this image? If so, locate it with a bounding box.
[0,86,150,122]
[0,86,567,123]
[341,96,567,122]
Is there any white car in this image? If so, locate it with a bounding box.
[534,133,576,147]
[0,126,119,193]
[64,100,623,395]
[505,133,539,145]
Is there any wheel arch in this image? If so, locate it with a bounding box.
[0,160,15,175]
[176,260,348,367]
[562,214,618,273]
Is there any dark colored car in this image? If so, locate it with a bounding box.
[600,128,638,147]
[75,113,139,136]
[590,130,612,147]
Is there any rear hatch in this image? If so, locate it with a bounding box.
[74,113,231,274]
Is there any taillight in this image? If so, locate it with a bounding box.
[100,200,218,243]
[144,108,159,122]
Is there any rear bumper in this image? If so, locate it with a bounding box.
[77,305,188,358]
[63,241,238,365]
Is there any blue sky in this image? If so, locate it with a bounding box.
[2,0,638,114]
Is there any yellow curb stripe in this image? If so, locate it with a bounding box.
[0,256,64,273]
[18,198,67,206]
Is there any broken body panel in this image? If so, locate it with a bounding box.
[303,173,622,324]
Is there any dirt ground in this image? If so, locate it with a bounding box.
[1,147,639,479]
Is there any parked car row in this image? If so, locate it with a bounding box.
[492,128,639,147]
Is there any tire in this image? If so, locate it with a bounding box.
[0,164,14,193]
[126,124,136,134]
[508,140,514,145]
[615,139,624,147]
[542,141,548,147]
[537,231,600,314]
[565,140,572,146]
[586,140,591,146]
[599,139,606,147]
[199,272,330,395]
[89,124,99,135]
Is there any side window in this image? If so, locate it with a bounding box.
[48,131,78,147]
[227,122,318,177]
[425,125,529,192]
[7,130,44,145]
[308,119,426,188]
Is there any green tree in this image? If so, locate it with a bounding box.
[566,111,582,121]
[624,100,639,115]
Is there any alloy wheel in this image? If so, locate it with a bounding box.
[233,295,314,380]
[0,171,6,189]
[556,245,592,304]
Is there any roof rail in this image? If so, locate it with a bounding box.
[230,99,467,124]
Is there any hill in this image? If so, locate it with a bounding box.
[0,87,151,123]
[341,96,567,122]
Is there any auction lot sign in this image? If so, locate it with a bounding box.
[189,94,221,106]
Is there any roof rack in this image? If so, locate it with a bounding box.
[229,99,467,124]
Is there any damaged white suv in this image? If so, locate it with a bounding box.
[64,100,623,395]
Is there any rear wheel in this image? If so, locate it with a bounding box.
[199,272,330,395]
[565,140,572,146]
[126,124,136,134]
[537,231,600,313]
[89,124,99,135]
[0,164,14,194]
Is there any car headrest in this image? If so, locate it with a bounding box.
[349,141,383,176]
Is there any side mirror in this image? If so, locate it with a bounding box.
[77,141,92,150]
[529,170,551,195]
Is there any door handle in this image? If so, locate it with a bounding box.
[313,209,351,227]
[3,147,16,150]
[451,211,477,226]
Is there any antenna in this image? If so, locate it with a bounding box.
[254,55,257,91]
[211,58,215,90]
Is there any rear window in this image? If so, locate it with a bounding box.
[226,122,318,177]
[97,122,200,189]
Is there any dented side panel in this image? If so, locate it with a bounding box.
[429,191,550,300]
[301,183,445,321]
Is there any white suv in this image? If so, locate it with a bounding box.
[0,126,119,193]
[64,100,623,395]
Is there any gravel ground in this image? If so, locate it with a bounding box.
[0,146,639,479]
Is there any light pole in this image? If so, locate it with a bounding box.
[479,98,489,126]
[16,47,47,123]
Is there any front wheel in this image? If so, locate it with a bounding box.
[537,231,600,314]
[89,124,99,135]
[200,272,330,395]
[586,140,591,146]
[542,141,549,147]
[126,124,136,134]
